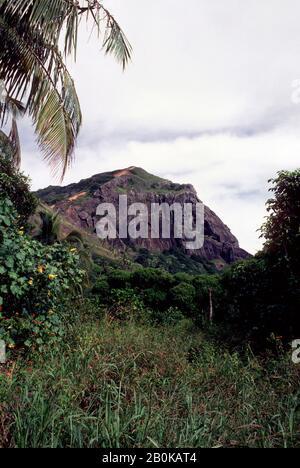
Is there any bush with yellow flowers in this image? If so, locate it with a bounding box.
[0,197,84,350]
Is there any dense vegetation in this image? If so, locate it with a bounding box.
[1,307,300,448]
[5,0,300,450]
[134,247,215,275]
[92,170,300,349]
[216,170,300,347]
[0,132,37,225]
[1,154,300,447]
[0,153,84,350]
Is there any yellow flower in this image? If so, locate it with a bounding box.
[8,344,15,349]
[28,278,34,286]
[70,248,77,253]
[18,230,24,236]
[37,265,45,274]
[48,291,52,297]
[48,274,57,281]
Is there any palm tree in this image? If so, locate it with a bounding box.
[0,0,131,179]
[35,210,61,245]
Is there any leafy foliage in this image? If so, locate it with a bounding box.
[135,247,215,274]
[34,210,61,245]
[169,282,196,314]
[1,307,299,448]
[0,197,84,349]
[91,167,300,348]
[262,170,300,272]
[214,170,300,347]
[0,0,131,178]
[0,148,37,226]
[93,267,217,325]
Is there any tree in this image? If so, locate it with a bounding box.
[34,210,61,245]
[0,0,131,179]
[0,138,37,225]
[261,170,300,272]
[214,170,300,348]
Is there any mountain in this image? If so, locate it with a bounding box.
[35,167,250,272]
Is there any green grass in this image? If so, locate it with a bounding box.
[1,305,300,448]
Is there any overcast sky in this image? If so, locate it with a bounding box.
[20,0,300,254]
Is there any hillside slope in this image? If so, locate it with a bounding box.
[35,167,250,270]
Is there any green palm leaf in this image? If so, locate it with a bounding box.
[0,1,132,179]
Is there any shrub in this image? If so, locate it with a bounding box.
[0,151,37,226]
[169,282,196,315]
[0,198,84,349]
[131,268,175,289]
[91,278,110,297]
[213,170,300,348]
[142,288,168,310]
[108,288,145,321]
[174,272,194,284]
[107,270,132,289]
[147,306,185,326]
[262,170,300,268]
[135,248,151,267]
[215,256,300,346]
[93,269,220,324]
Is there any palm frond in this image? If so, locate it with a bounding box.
[0,15,82,179]
[9,118,21,168]
[0,12,82,177]
[35,210,61,245]
[1,0,132,65]
[0,0,132,178]
[29,63,82,180]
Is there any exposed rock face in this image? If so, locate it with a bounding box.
[35,167,250,268]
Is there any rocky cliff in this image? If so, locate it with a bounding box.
[35,167,249,269]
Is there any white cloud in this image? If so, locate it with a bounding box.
[20,0,300,254]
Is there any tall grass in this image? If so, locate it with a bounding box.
[0,307,300,448]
